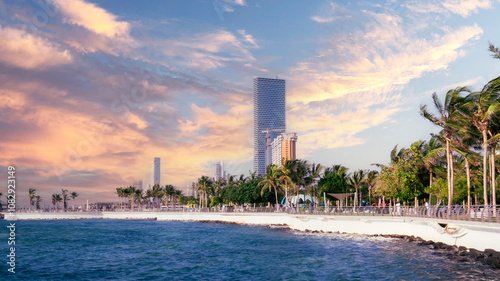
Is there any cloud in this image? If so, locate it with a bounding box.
[159,29,257,71]
[311,2,351,23]
[405,0,492,17]
[289,105,403,156]
[443,0,491,17]
[51,0,130,37]
[237,30,259,48]
[0,26,73,69]
[290,18,483,104]
[289,7,483,154]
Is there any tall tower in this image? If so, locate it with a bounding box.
[214,162,222,180]
[154,157,161,185]
[271,133,297,166]
[253,77,286,175]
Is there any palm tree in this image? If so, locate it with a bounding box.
[134,188,143,211]
[71,192,79,210]
[280,159,297,208]
[456,82,500,207]
[116,187,124,209]
[294,159,309,211]
[35,195,42,210]
[52,193,62,211]
[172,189,182,208]
[151,184,164,210]
[306,163,323,207]
[365,170,378,205]
[61,189,69,211]
[489,43,500,59]
[29,188,36,211]
[196,176,212,208]
[258,164,282,211]
[164,185,175,208]
[249,170,258,180]
[349,170,367,208]
[420,87,468,209]
[421,136,445,203]
[124,186,138,211]
[213,178,226,197]
[237,174,249,186]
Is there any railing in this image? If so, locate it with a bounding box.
[196,205,500,223]
[6,205,499,223]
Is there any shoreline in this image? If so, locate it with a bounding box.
[4,211,500,252]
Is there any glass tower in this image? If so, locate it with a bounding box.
[253,77,286,175]
[154,157,161,185]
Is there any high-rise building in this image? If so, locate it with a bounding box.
[214,162,222,180]
[253,77,286,175]
[154,157,161,185]
[271,132,297,166]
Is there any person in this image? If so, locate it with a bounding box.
[424,199,430,217]
[396,201,402,216]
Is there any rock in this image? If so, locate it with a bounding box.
[434,242,445,249]
[484,248,497,257]
[467,248,483,260]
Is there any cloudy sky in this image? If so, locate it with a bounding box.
[2,0,500,207]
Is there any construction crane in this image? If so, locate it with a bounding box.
[261,128,285,169]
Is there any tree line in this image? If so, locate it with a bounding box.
[115,184,188,210]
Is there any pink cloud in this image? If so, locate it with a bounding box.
[51,0,130,37]
[0,25,73,69]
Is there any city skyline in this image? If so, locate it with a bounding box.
[2,0,500,205]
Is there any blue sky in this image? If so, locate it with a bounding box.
[1,0,500,206]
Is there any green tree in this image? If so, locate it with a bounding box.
[52,193,62,211]
[29,188,36,211]
[35,195,42,210]
[259,164,282,211]
[306,163,323,207]
[456,81,500,207]
[196,176,212,208]
[349,170,366,208]
[71,192,79,210]
[365,170,378,205]
[420,87,468,208]
[61,189,69,211]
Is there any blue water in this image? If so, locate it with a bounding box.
[0,219,498,280]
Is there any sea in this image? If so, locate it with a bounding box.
[0,219,498,280]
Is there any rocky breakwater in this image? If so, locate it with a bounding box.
[379,234,500,270]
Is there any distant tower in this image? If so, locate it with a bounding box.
[271,133,297,166]
[214,162,222,180]
[253,77,286,175]
[154,157,161,185]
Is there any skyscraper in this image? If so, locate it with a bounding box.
[271,132,298,166]
[214,162,222,180]
[253,77,286,175]
[154,157,161,185]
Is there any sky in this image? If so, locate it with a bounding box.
[2,0,500,207]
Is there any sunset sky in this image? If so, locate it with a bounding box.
[2,0,500,207]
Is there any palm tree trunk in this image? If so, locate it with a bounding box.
[446,138,452,212]
[466,158,471,211]
[482,131,489,207]
[491,146,497,216]
[491,151,494,204]
[285,183,288,208]
[273,185,279,211]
